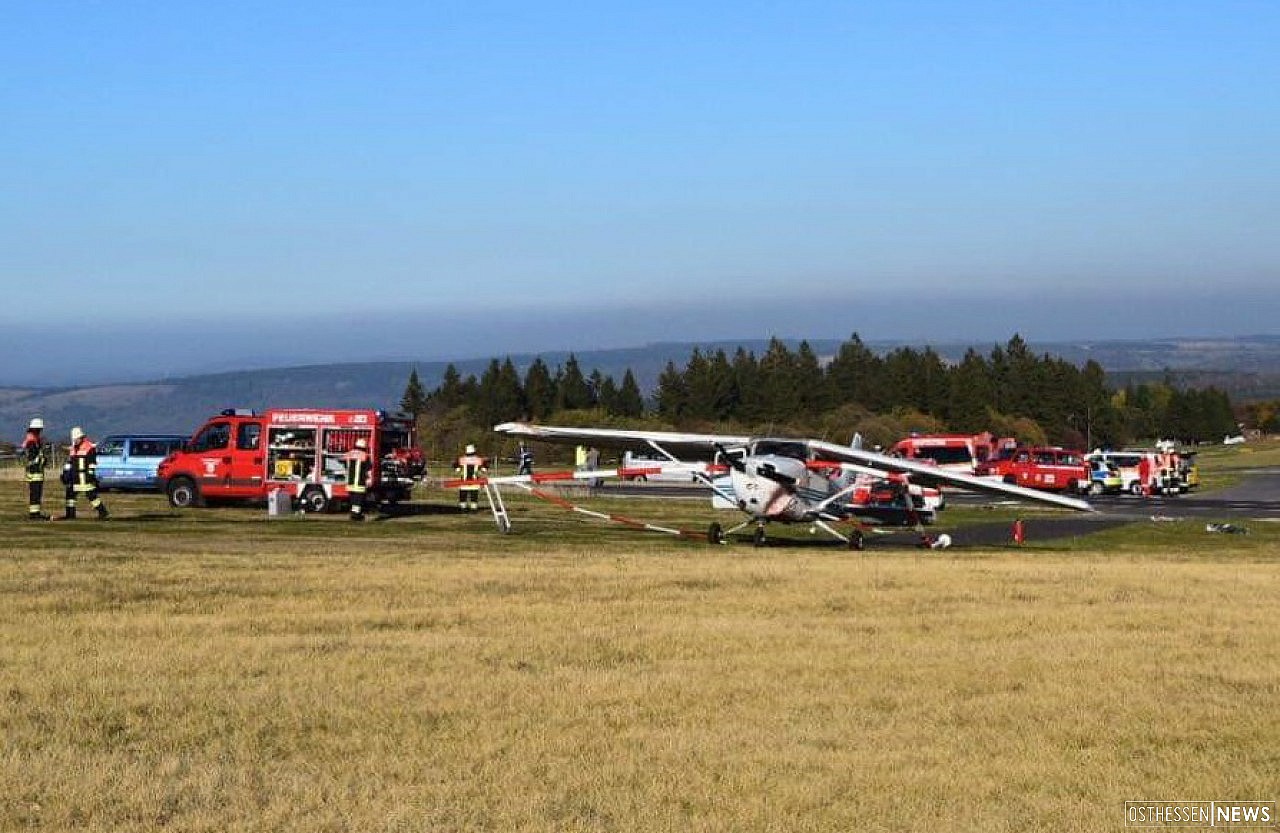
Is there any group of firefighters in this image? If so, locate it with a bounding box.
[21,418,109,521]
[17,415,505,521]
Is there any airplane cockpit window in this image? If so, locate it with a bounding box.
[752,441,809,460]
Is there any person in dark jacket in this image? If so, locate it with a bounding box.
[22,417,50,520]
[63,426,109,520]
[344,437,374,521]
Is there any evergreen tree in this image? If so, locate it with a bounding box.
[918,347,950,419]
[825,334,883,411]
[655,360,688,420]
[430,364,471,411]
[523,358,555,420]
[555,354,593,411]
[707,349,740,419]
[794,341,825,414]
[999,334,1039,418]
[757,338,799,423]
[475,358,525,428]
[683,349,715,420]
[399,368,428,418]
[948,349,994,433]
[881,348,926,413]
[731,348,762,423]
[615,369,645,417]
[596,374,620,414]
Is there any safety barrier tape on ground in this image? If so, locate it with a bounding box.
[442,465,715,540]
[517,484,708,540]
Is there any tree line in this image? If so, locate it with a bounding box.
[401,334,1238,460]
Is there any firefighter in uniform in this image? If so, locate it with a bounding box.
[23,417,51,520]
[63,426,109,520]
[344,437,374,521]
[455,443,486,511]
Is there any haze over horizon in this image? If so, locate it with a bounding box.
[4,2,1278,386]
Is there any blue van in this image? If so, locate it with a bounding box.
[96,434,188,491]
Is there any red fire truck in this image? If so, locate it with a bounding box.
[889,432,1008,475]
[157,408,424,512]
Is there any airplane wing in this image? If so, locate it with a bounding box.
[443,461,711,489]
[494,423,1094,513]
[807,439,1095,512]
[493,422,752,454]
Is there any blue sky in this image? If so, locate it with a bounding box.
[2,1,1278,383]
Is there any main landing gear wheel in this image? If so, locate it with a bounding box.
[707,522,724,544]
[848,529,865,551]
[752,527,767,547]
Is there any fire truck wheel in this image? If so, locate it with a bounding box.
[166,477,202,509]
[299,487,330,514]
[1129,482,1145,496]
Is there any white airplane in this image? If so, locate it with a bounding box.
[465,422,1094,549]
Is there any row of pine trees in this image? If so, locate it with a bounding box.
[401,335,1238,460]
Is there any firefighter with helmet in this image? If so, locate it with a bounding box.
[63,426,109,520]
[455,443,487,511]
[344,436,374,521]
[22,417,51,520]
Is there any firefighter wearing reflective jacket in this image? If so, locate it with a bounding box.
[455,444,486,511]
[344,437,374,521]
[63,426,109,520]
[23,417,51,520]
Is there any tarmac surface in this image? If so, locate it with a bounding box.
[598,467,1280,548]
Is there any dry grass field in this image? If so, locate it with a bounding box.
[1,473,1278,832]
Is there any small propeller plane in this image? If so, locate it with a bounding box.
[457,422,1094,548]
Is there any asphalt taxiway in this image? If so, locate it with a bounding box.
[596,467,1279,546]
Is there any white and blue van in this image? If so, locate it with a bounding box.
[96,434,188,491]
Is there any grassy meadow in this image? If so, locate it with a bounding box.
[1,459,1279,831]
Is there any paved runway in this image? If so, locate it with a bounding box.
[949,467,1280,521]
[596,467,1280,547]
[606,468,1280,520]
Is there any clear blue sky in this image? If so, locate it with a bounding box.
[2,1,1278,383]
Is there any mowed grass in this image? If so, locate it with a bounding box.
[2,481,1279,832]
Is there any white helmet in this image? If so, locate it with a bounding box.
[465,444,476,454]
[28,417,44,431]
[70,426,85,443]
[355,438,368,450]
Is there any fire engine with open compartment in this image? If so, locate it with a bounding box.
[157,408,424,512]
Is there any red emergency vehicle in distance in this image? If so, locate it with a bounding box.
[157,408,424,512]
[889,432,1007,475]
[975,446,1090,494]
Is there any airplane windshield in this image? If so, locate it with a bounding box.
[752,441,809,460]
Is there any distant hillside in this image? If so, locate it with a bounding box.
[4,335,1278,442]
